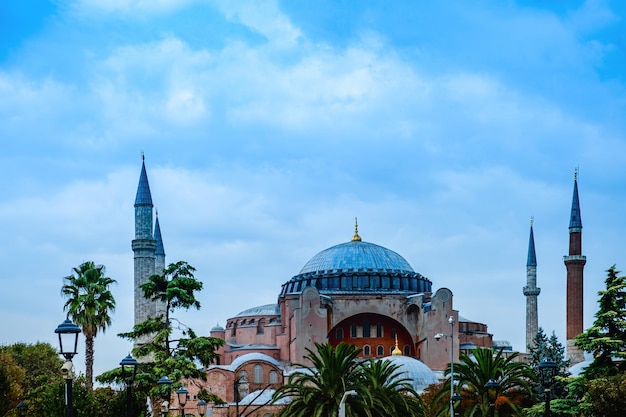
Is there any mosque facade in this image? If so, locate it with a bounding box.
[133,159,583,415]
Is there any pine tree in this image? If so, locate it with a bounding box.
[575,265,626,377]
[528,328,570,399]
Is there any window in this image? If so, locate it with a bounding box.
[336,328,344,340]
[376,323,382,338]
[363,345,371,356]
[377,345,384,356]
[404,345,411,356]
[363,319,371,337]
[391,328,396,339]
[351,323,357,338]
[269,370,278,384]
[254,365,263,384]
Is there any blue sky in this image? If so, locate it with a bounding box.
[1,0,625,378]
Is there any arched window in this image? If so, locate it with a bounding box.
[377,345,384,356]
[254,365,263,384]
[269,370,278,384]
[391,328,396,339]
[404,345,411,356]
[257,319,265,334]
[363,345,371,356]
[336,328,344,340]
[376,323,383,338]
[351,323,357,338]
[363,319,371,337]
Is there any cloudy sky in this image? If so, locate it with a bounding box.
[1,0,625,378]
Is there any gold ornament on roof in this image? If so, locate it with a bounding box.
[352,217,362,242]
[392,335,402,356]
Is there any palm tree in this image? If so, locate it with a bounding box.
[61,261,116,391]
[433,347,536,417]
[273,342,366,417]
[273,342,426,417]
[360,358,426,417]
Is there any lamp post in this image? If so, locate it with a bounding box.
[197,400,207,417]
[234,376,248,417]
[338,390,357,417]
[435,315,456,417]
[484,378,500,417]
[177,387,188,417]
[55,318,80,417]
[538,357,557,417]
[16,401,27,417]
[157,376,172,417]
[450,393,462,417]
[120,354,138,417]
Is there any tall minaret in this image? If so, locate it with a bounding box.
[132,156,157,340]
[564,169,586,364]
[154,211,167,318]
[523,217,540,351]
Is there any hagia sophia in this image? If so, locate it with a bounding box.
[132,159,586,416]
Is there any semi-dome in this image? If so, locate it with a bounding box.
[280,229,432,296]
[379,355,439,393]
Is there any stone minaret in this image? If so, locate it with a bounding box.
[132,157,166,346]
[523,217,540,351]
[154,211,167,318]
[564,170,586,364]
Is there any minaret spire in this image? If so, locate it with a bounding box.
[564,169,586,364]
[523,217,540,351]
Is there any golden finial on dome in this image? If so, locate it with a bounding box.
[351,217,362,242]
[392,335,402,356]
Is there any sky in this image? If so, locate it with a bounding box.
[1,0,625,379]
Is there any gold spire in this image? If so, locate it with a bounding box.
[392,335,402,355]
[351,217,362,242]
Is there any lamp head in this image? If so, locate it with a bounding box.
[434,333,444,341]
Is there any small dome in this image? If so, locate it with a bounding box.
[210,323,224,332]
[234,304,280,317]
[300,240,414,274]
[379,355,439,393]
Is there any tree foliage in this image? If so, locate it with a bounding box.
[575,265,626,377]
[109,261,224,412]
[273,342,425,417]
[527,328,570,399]
[432,347,535,417]
[61,261,117,390]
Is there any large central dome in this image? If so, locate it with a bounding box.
[299,240,414,274]
[280,229,432,296]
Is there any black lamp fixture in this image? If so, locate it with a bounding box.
[450,392,463,417]
[55,318,81,361]
[16,401,27,417]
[177,387,189,417]
[120,354,139,417]
[157,376,172,417]
[55,318,80,417]
[484,378,500,417]
[538,357,558,417]
[197,399,207,417]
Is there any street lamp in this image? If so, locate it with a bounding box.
[157,376,172,417]
[538,357,558,417]
[435,315,456,417]
[197,400,207,417]
[177,387,188,417]
[484,378,500,417]
[450,393,462,417]
[120,354,139,417]
[16,401,27,417]
[234,376,248,417]
[55,318,80,417]
[338,390,357,417]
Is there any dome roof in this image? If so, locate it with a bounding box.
[379,355,439,393]
[230,353,283,371]
[234,304,280,317]
[299,240,414,274]
[281,239,431,296]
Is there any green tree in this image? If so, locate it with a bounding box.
[527,328,570,399]
[0,352,25,415]
[575,265,626,377]
[61,261,117,390]
[273,342,426,417]
[433,347,535,417]
[110,261,224,413]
